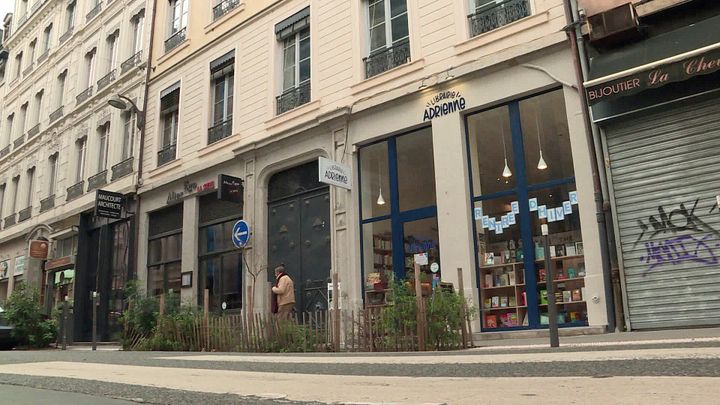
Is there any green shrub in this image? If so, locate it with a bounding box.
[4,284,57,348]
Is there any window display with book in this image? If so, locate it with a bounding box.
[467,89,587,331]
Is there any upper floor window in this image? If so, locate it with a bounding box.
[20,0,29,17]
[159,83,180,166]
[208,51,234,144]
[31,90,43,129]
[18,102,28,137]
[75,137,87,183]
[47,153,58,197]
[4,114,14,146]
[0,184,5,219]
[25,167,34,209]
[131,11,145,54]
[213,0,240,21]
[15,52,23,79]
[10,176,19,214]
[165,0,188,52]
[28,38,36,66]
[84,48,97,89]
[42,24,53,54]
[55,70,67,109]
[107,30,120,71]
[97,122,110,172]
[121,111,136,161]
[468,0,531,37]
[65,1,76,33]
[275,7,310,115]
[364,0,410,78]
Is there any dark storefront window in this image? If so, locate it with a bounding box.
[359,127,440,304]
[198,193,243,312]
[467,88,587,331]
[148,206,183,296]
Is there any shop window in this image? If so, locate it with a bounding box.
[359,127,439,303]
[148,206,183,296]
[198,193,243,311]
[466,88,585,331]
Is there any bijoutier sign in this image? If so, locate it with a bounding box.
[318,157,352,190]
[586,46,720,105]
[423,90,466,121]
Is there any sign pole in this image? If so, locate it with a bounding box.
[92,291,98,351]
[543,224,560,348]
[61,295,68,351]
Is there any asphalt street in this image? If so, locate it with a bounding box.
[0,337,719,404]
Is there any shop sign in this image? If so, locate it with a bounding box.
[95,190,125,219]
[0,260,8,279]
[217,174,244,204]
[586,46,720,105]
[46,255,75,271]
[422,90,466,121]
[28,240,50,260]
[167,179,216,205]
[14,255,25,276]
[318,157,352,190]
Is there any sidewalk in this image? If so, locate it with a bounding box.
[473,326,720,349]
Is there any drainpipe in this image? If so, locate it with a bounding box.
[561,0,621,332]
[131,0,158,289]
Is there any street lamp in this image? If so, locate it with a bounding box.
[107,94,145,131]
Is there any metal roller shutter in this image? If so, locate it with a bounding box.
[606,97,720,330]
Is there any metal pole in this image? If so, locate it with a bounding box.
[543,224,559,348]
[332,271,340,351]
[413,262,426,351]
[92,291,98,351]
[61,295,68,351]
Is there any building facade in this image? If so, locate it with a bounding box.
[0,0,150,342]
[581,0,720,330]
[138,0,611,333]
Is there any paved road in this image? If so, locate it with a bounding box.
[0,384,136,405]
[0,336,719,404]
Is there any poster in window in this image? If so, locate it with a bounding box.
[14,255,25,276]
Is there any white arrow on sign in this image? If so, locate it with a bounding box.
[235,229,248,241]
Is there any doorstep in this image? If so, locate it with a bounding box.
[473,326,606,343]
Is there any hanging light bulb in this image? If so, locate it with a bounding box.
[537,150,548,170]
[377,187,386,205]
[502,158,512,178]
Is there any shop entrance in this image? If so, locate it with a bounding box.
[267,161,331,313]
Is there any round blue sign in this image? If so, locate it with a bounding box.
[232,220,250,248]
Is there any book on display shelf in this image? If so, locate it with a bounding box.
[486,315,498,328]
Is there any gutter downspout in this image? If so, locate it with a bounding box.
[561,0,621,332]
[132,0,157,288]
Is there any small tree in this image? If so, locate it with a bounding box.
[5,284,57,348]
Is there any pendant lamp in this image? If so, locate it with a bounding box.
[501,120,512,178]
[377,187,386,205]
[535,103,548,170]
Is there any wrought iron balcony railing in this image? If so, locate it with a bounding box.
[208,118,234,144]
[76,86,93,105]
[37,50,49,64]
[59,28,73,44]
[213,0,240,21]
[121,51,143,74]
[0,145,10,159]
[87,170,107,191]
[50,106,64,122]
[16,15,27,28]
[66,181,84,201]
[363,39,411,79]
[23,63,33,76]
[86,2,103,22]
[18,207,32,222]
[13,136,25,149]
[27,123,40,138]
[4,214,16,228]
[157,144,177,166]
[276,81,311,115]
[164,28,187,53]
[97,69,116,91]
[468,0,531,37]
[40,195,55,213]
[31,0,44,13]
[111,157,134,181]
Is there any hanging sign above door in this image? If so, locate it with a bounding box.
[318,157,352,190]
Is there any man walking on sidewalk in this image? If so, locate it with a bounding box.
[271,265,295,320]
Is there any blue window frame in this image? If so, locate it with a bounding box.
[358,127,438,291]
[465,88,587,331]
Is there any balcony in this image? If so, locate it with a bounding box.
[276,82,311,115]
[164,28,186,53]
[13,136,25,149]
[40,195,55,213]
[97,69,116,91]
[23,63,34,76]
[468,0,531,37]
[66,181,84,202]
[86,2,103,22]
[27,124,40,138]
[0,145,10,159]
[111,157,134,181]
[87,170,108,191]
[49,106,64,122]
[18,207,32,222]
[4,214,15,228]
[16,15,27,28]
[157,144,177,167]
[363,39,411,79]
[213,0,240,21]
[76,86,94,105]
[37,50,49,64]
[59,28,73,44]
[121,51,143,75]
[31,0,44,13]
[208,118,233,145]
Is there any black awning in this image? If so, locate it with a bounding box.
[275,7,309,40]
[210,50,235,72]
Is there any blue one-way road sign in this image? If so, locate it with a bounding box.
[232,220,250,248]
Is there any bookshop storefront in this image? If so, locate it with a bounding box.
[352,49,609,332]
